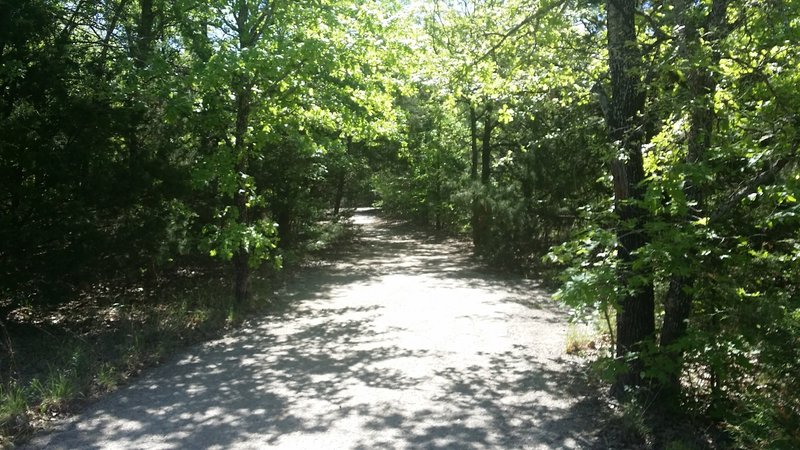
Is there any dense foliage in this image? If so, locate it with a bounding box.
[381,0,800,446]
[2,0,798,446]
[0,0,406,306]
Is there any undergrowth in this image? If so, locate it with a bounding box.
[0,217,355,444]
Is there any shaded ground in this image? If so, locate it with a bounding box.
[24,209,604,449]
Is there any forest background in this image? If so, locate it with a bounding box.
[1,0,798,447]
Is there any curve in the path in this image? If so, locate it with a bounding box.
[25,210,601,449]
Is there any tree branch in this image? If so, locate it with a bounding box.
[711,140,799,222]
[472,0,567,66]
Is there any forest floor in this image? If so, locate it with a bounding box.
[22,209,611,449]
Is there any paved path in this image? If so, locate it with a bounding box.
[25,210,600,449]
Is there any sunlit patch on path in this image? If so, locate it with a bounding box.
[25,209,602,449]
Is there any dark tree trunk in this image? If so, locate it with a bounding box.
[133,0,155,69]
[232,78,252,304]
[469,104,481,247]
[469,105,479,181]
[473,104,493,252]
[333,175,345,217]
[333,135,352,217]
[123,0,158,175]
[229,1,266,304]
[233,250,250,304]
[606,0,654,392]
[231,1,253,303]
[276,206,294,247]
[481,104,493,185]
[660,0,729,401]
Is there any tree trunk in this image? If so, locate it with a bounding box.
[229,1,262,304]
[232,78,252,304]
[122,0,157,175]
[469,104,481,247]
[233,250,250,304]
[473,104,493,252]
[333,175,345,217]
[98,0,130,68]
[660,0,729,401]
[133,0,155,69]
[276,205,294,248]
[606,0,654,392]
[333,135,352,217]
[469,105,479,181]
[481,104,493,185]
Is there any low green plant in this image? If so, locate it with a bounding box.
[0,382,28,427]
[30,371,78,413]
[96,364,120,392]
[68,347,93,390]
[226,305,239,326]
[619,398,653,445]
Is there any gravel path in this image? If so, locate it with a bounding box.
[24,210,602,449]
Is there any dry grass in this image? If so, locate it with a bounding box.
[565,323,598,355]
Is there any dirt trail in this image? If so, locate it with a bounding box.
[25,210,602,449]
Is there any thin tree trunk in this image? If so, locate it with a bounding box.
[334,135,352,217]
[232,74,252,303]
[231,1,254,304]
[481,104,493,185]
[98,0,130,67]
[660,0,729,401]
[232,89,252,303]
[474,104,493,252]
[123,0,159,174]
[233,250,250,304]
[469,104,481,247]
[333,175,345,217]
[227,0,278,303]
[470,105,479,181]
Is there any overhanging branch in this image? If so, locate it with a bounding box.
[710,139,799,223]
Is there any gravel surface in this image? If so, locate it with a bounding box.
[24,210,603,449]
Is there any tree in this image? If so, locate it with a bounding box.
[602,0,655,391]
[657,0,731,402]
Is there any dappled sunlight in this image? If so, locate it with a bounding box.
[25,212,601,449]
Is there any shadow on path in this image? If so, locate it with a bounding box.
[25,210,605,449]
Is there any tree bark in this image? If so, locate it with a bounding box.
[606,0,654,392]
